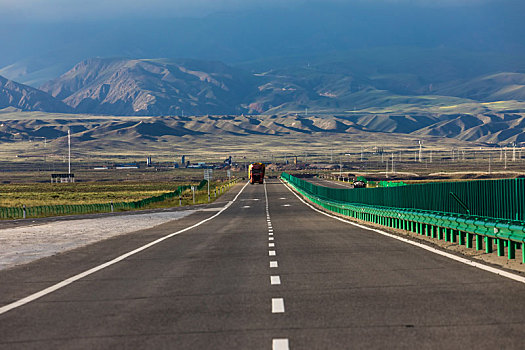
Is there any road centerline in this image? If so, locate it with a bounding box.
[272,298,285,313]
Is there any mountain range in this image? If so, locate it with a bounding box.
[40,58,255,116]
[0,75,71,113]
[1,113,523,147]
[1,50,524,117]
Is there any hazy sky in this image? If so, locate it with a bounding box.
[0,0,498,21]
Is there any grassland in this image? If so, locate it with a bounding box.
[0,182,184,207]
[0,180,233,208]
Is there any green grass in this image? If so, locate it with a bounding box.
[0,182,185,207]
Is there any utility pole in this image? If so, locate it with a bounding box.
[418,140,422,162]
[68,129,71,174]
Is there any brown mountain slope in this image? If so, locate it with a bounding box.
[0,75,72,113]
[1,112,523,145]
[40,58,256,116]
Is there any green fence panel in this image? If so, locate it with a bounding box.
[282,173,524,222]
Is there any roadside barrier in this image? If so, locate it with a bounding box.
[0,178,239,220]
[281,173,525,263]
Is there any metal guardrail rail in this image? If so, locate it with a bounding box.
[282,173,525,263]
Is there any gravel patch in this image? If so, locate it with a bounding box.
[0,210,195,271]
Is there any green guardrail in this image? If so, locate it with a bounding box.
[282,173,525,263]
[0,178,240,220]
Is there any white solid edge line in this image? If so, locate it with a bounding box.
[273,338,290,350]
[0,182,251,316]
[280,179,525,285]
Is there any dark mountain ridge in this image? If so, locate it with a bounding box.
[40,58,256,116]
[0,75,72,113]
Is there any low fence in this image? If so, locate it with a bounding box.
[281,173,525,263]
[0,179,238,220]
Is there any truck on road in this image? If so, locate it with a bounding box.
[248,163,265,184]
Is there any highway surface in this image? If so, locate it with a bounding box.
[1,179,525,349]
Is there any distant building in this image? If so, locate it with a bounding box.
[51,173,75,183]
[115,163,139,169]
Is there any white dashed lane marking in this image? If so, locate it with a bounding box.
[272,298,285,313]
[270,276,281,285]
[273,339,289,350]
[265,182,290,348]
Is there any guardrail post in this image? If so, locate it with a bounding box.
[522,244,525,264]
[451,230,457,243]
[476,235,483,250]
[497,239,505,257]
[444,228,450,242]
[459,231,465,245]
[485,237,492,253]
[23,204,26,219]
[111,201,114,213]
[466,233,473,248]
[438,227,444,240]
[508,241,516,259]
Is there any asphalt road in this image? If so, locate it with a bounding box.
[1,179,525,349]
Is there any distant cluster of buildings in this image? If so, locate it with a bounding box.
[92,155,235,171]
